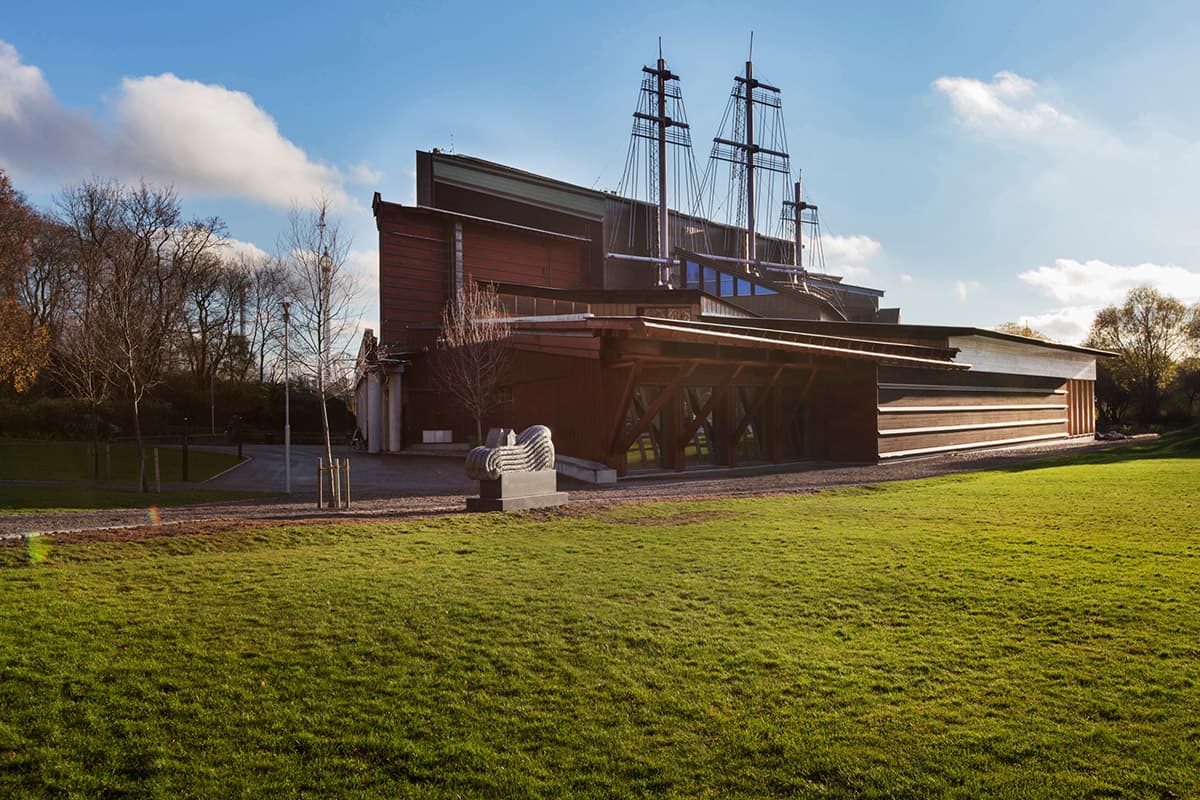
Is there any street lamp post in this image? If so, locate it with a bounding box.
[281,301,291,495]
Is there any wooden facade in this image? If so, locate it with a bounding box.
[365,154,1107,473]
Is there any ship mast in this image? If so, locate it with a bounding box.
[637,46,683,284]
[612,41,701,288]
[708,45,788,271]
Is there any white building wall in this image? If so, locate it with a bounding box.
[949,336,1096,381]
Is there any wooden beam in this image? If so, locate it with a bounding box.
[617,362,698,454]
[605,361,641,457]
[681,364,745,445]
[734,366,784,444]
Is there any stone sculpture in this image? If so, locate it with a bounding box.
[465,424,555,480]
[465,424,568,512]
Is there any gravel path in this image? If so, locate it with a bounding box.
[0,437,1144,540]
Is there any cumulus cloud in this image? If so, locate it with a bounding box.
[816,233,882,281]
[218,237,272,263]
[1019,258,1200,306]
[0,41,101,177]
[933,70,1075,135]
[0,39,373,209]
[1018,306,1105,345]
[1016,258,1200,344]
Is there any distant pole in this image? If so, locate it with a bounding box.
[182,416,189,482]
[282,301,291,495]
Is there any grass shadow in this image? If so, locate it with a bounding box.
[997,426,1199,475]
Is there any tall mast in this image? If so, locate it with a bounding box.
[743,59,756,266]
[656,55,670,282]
[636,49,686,286]
[711,51,786,270]
[793,173,802,268]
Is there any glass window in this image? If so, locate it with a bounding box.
[736,278,752,296]
[719,272,734,296]
[685,261,700,288]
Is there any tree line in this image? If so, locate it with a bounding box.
[0,168,358,491]
[1084,286,1200,428]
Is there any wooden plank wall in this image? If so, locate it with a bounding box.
[379,207,590,347]
[461,223,587,289]
[1066,378,1096,436]
[378,209,450,347]
[877,367,1070,458]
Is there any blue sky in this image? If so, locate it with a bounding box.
[3,0,1200,342]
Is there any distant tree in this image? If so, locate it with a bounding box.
[241,254,288,383]
[14,216,72,342]
[1084,286,1198,425]
[0,169,50,392]
[992,321,1053,341]
[1172,356,1200,419]
[436,280,512,442]
[58,178,224,491]
[183,253,250,400]
[282,196,357,499]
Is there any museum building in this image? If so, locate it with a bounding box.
[355,58,1104,478]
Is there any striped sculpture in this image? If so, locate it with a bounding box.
[465,425,556,481]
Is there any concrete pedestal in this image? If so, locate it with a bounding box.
[466,469,568,512]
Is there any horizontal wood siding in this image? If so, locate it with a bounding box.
[461,224,587,288]
[379,209,450,346]
[877,367,1069,458]
[401,347,607,461]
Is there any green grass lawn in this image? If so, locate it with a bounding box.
[1,433,1197,798]
[0,440,241,483]
[0,484,274,513]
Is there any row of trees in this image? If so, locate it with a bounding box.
[0,169,358,491]
[1084,287,1200,427]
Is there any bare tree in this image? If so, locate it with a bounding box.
[58,178,224,491]
[992,321,1053,342]
[183,252,250,401]
[436,280,513,442]
[241,254,288,383]
[282,195,357,499]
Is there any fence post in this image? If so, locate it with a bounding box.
[344,459,351,508]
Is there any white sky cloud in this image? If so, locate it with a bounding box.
[1020,258,1200,305]
[0,39,374,210]
[816,233,882,282]
[1019,306,1103,346]
[933,70,1075,135]
[218,237,272,263]
[955,279,982,301]
[1016,258,1200,344]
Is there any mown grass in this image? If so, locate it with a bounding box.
[0,440,240,482]
[0,433,1197,798]
[0,484,274,514]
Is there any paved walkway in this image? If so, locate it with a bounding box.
[0,437,1144,539]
